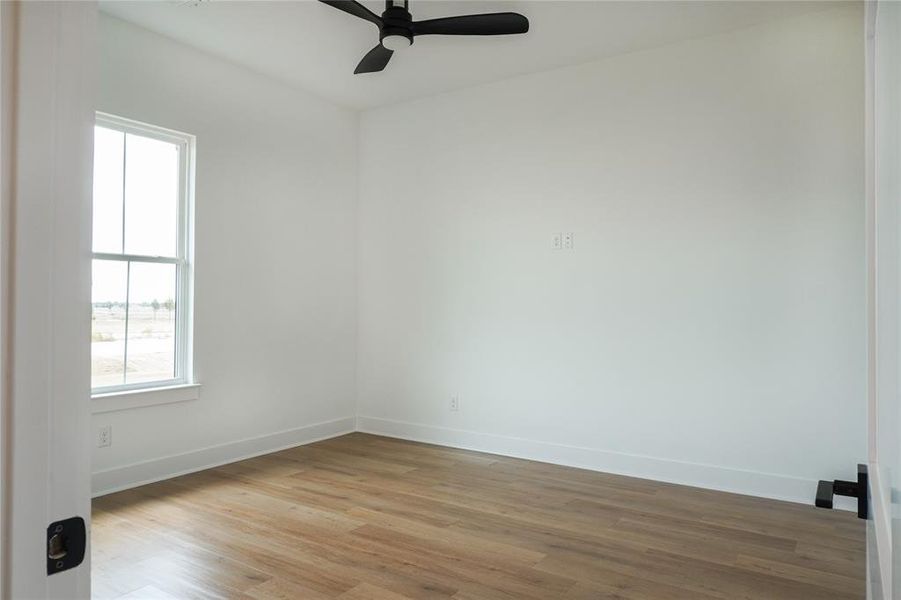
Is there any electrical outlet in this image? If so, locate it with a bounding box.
[97,425,112,448]
[552,233,563,250]
[450,396,460,412]
[563,232,574,249]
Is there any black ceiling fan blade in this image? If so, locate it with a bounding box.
[355,44,394,74]
[319,0,382,26]
[413,12,528,36]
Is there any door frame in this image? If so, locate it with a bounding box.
[865,1,901,598]
[1,2,96,598]
[864,3,888,599]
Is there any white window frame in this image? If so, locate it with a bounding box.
[91,112,196,400]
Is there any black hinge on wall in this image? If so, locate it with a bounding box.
[46,516,86,575]
[815,463,868,519]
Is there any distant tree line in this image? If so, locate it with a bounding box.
[93,298,175,320]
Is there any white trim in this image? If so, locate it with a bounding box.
[866,1,895,596]
[869,463,892,599]
[95,111,192,147]
[91,383,201,414]
[91,416,858,511]
[356,416,854,509]
[91,417,355,497]
[92,252,179,264]
[0,2,13,591]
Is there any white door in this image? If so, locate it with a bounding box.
[867,1,901,599]
[1,2,96,598]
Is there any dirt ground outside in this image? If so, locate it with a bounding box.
[92,302,176,388]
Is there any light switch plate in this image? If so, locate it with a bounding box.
[552,233,563,250]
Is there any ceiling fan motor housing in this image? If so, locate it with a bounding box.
[381,5,414,47]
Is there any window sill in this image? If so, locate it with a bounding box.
[91,383,201,414]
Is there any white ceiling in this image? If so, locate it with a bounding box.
[100,0,841,110]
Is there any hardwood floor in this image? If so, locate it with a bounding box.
[92,433,865,600]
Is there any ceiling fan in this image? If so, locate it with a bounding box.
[319,0,529,74]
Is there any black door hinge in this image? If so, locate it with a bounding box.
[46,516,86,575]
[815,463,868,519]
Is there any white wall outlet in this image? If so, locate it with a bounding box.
[450,396,460,412]
[97,425,112,448]
[563,232,574,249]
[552,233,563,250]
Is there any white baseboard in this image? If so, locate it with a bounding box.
[356,415,839,508]
[92,416,356,497]
[92,414,849,511]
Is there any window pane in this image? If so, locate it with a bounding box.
[92,126,124,253]
[124,133,179,257]
[91,260,127,388]
[125,262,177,385]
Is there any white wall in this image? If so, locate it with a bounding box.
[92,15,358,493]
[357,6,866,503]
[94,6,867,507]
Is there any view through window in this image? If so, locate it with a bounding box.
[91,115,193,392]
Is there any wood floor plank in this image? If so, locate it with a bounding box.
[93,433,864,599]
[116,585,184,600]
[243,577,334,600]
[337,583,416,600]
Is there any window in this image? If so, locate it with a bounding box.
[91,113,194,394]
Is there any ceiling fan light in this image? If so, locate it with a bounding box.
[382,34,411,51]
